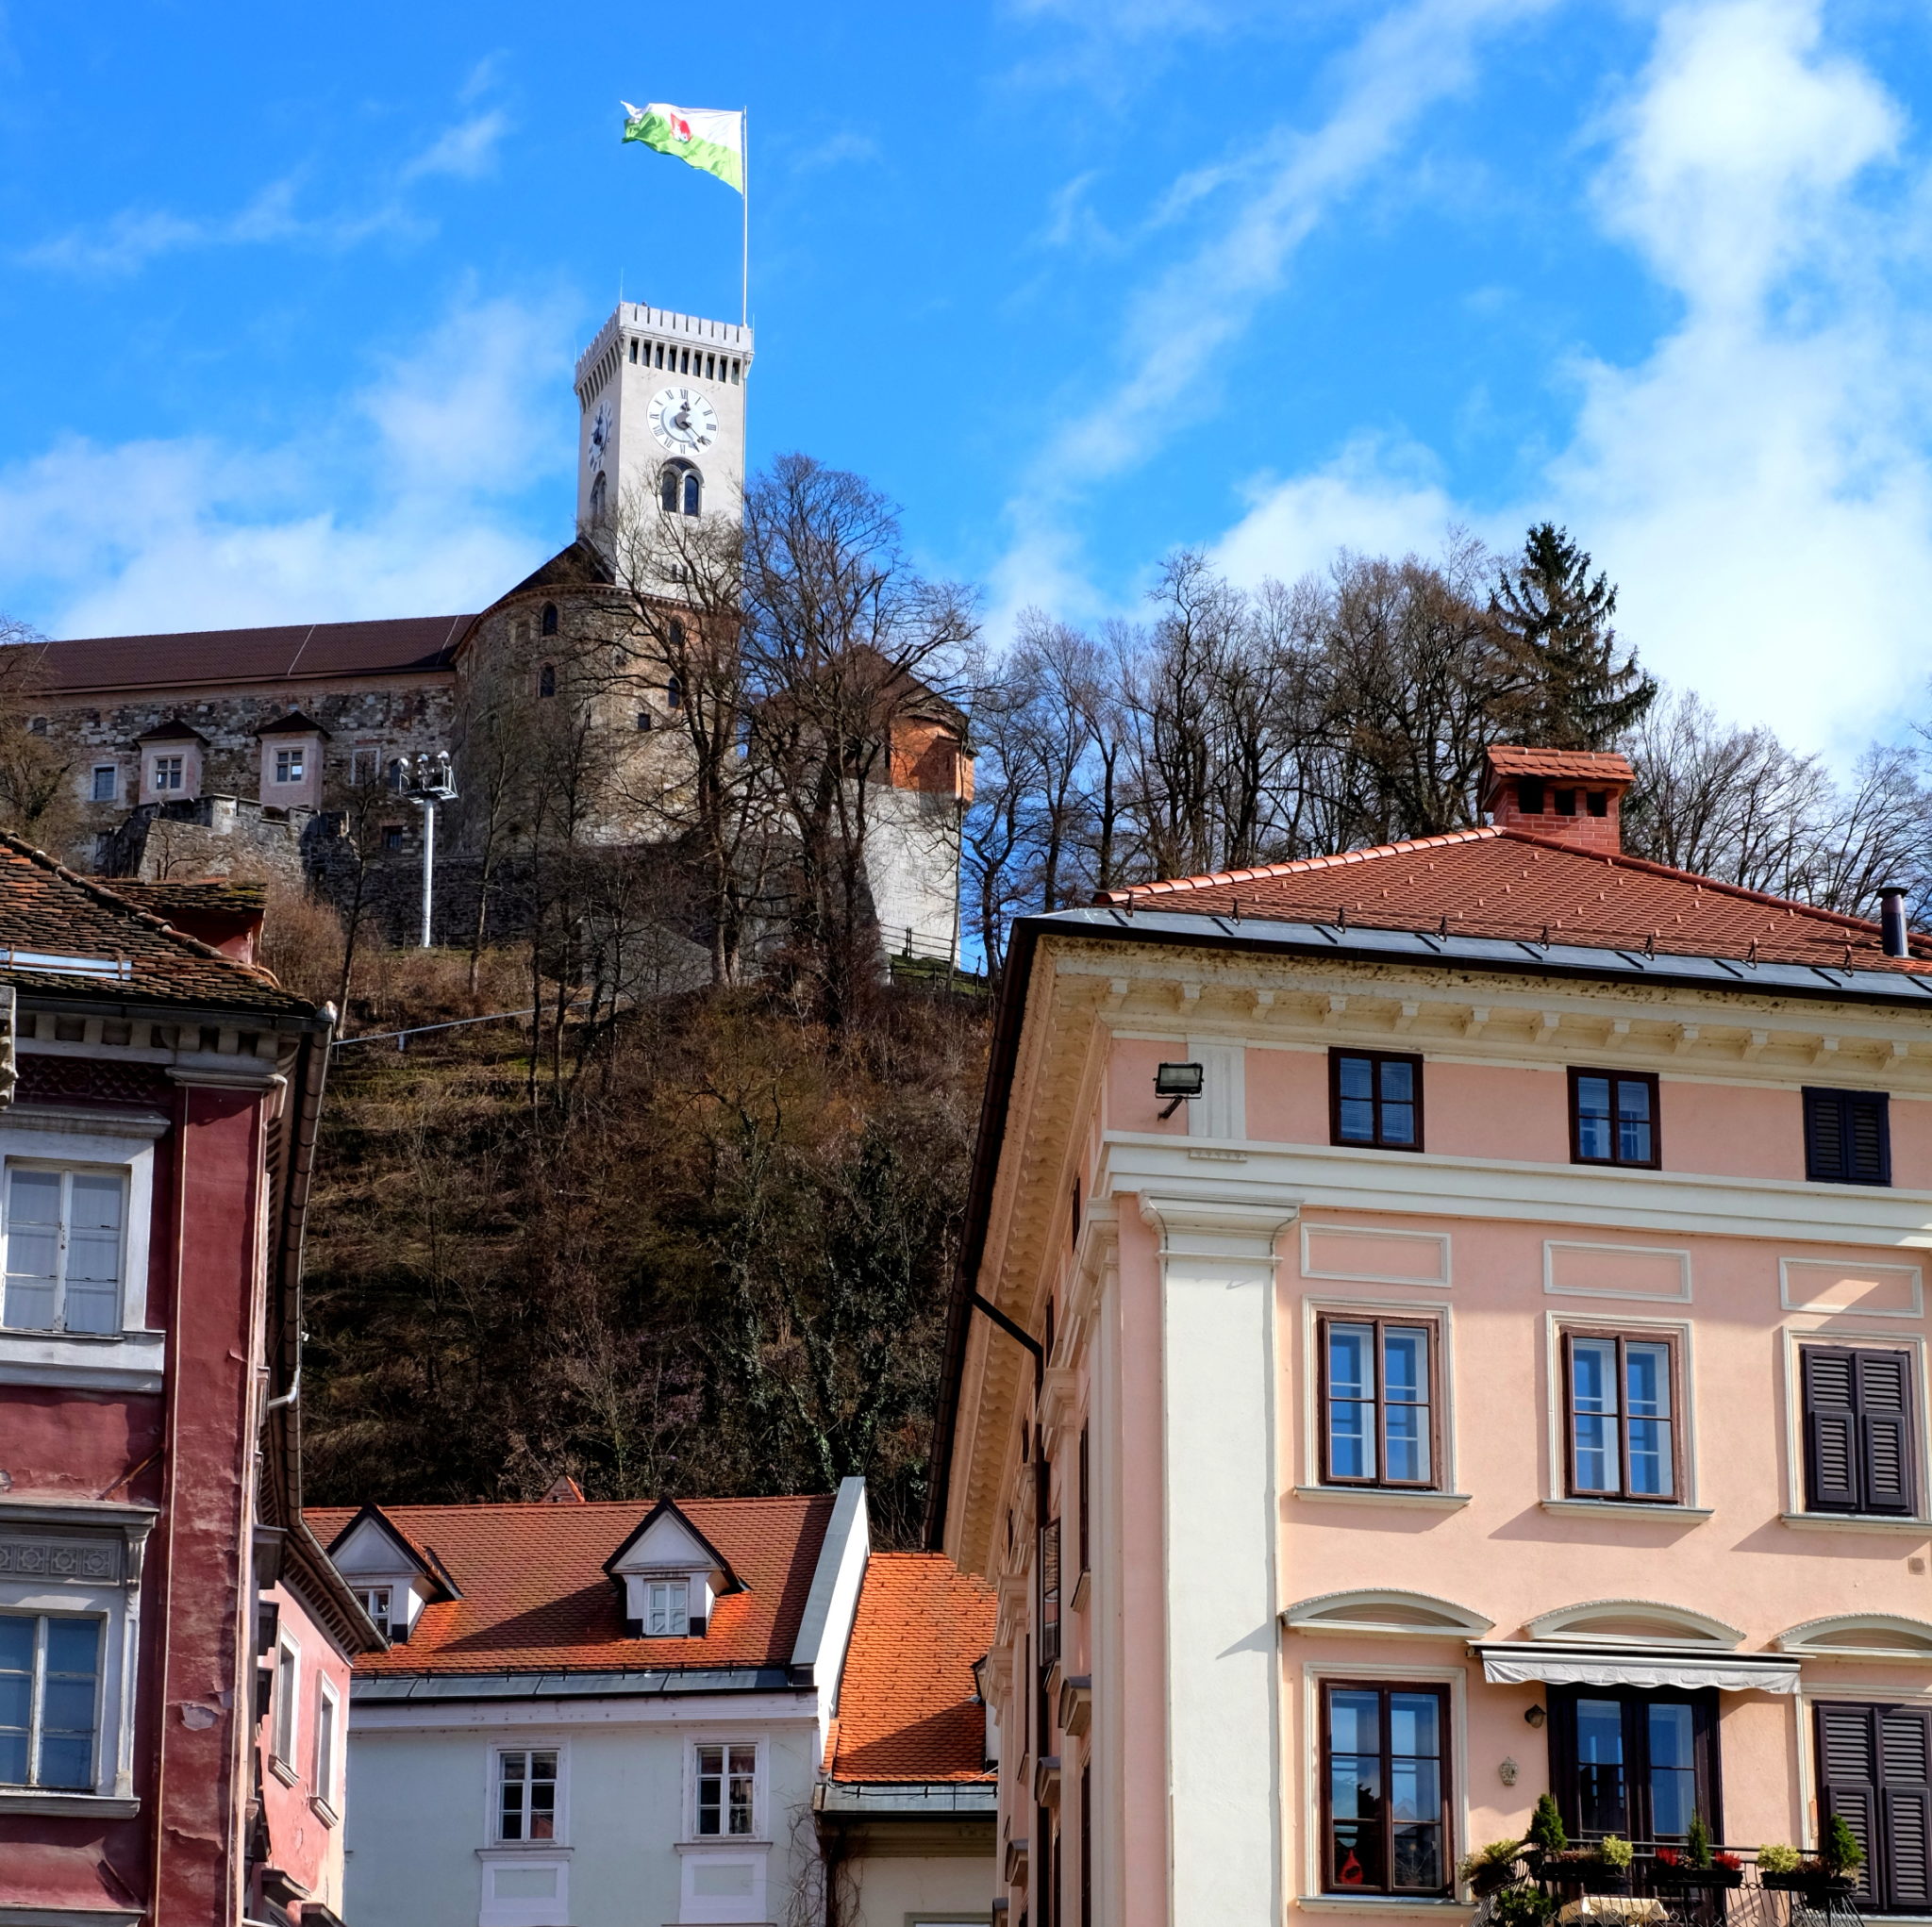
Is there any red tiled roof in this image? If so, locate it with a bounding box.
[304,1496,836,1675]
[0,834,311,1012]
[1486,746,1635,782]
[1099,827,1932,975]
[8,614,471,697]
[825,1553,995,1784]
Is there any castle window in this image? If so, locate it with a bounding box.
[637,711,652,732]
[660,467,678,513]
[90,766,115,803]
[539,664,558,699]
[350,748,381,788]
[151,756,184,793]
[706,353,715,379]
[656,342,664,368]
[683,470,701,516]
[274,747,305,784]
[629,340,638,363]
[667,674,684,711]
[382,824,404,852]
[589,472,608,524]
[541,603,559,638]
[668,619,686,651]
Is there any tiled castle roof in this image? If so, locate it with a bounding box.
[825,1553,994,1784]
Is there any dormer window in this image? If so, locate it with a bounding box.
[644,1581,689,1636]
[357,1587,391,1638]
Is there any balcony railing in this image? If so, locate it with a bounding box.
[1470,1845,1869,1927]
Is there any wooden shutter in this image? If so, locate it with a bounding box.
[1805,1347,1862,1511]
[1858,1351,1918,1515]
[1807,1091,1848,1180]
[1881,1707,1932,1910]
[1850,1093,1891,1184]
[1818,1703,1881,1896]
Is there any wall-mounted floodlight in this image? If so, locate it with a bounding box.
[1155,1061,1205,1120]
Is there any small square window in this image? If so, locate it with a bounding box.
[1570,1069,1659,1168]
[1329,1051,1423,1151]
[381,825,404,852]
[90,766,116,804]
[274,747,304,784]
[1805,1087,1890,1186]
[350,748,381,788]
[151,755,184,793]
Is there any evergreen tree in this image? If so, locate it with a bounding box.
[1492,523,1656,750]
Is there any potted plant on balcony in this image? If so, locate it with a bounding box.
[1654,1817,1745,1890]
[1462,1839,1530,1899]
[1757,1821,1863,1902]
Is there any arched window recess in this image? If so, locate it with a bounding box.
[659,462,702,517]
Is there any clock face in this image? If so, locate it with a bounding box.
[650,386,719,454]
[588,400,612,471]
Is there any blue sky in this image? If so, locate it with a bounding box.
[2,0,1930,754]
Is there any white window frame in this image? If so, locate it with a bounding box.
[0,1162,130,1339]
[356,1585,391,1637]
[0,1608,103,1793]
[0,1509,151,1813]
[273,746,304,784]
[491,1741,567,1847]
[1297,1659,1467,1909]
[1295,1295,1465,1504]
[1541,1308,1707,1517]
[271,1634,299,1772]
[1777,1326,1932,1531]
[644,1578,690,1636]
[687,1736,763,1841]
[349,746,381,788]
[312,1673,340,1815]
[150,755,184,793]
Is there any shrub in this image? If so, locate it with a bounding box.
[1687,1815,1714,1869]
[1492,1885,1557,1927]
[1599,1836,1633,1870]
[1823,1815,1865,1875]
[1757,1845,1802,1875]
[1529,1793,1568,1855]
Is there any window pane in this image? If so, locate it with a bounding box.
[0,1614,30,1785]
[1576,1076,1612,1159]
[1617,1081,1654,1162]
[1574,1698,1627,1835]
[1379,1101,1416,1146]
[5,1169,61,1330]
[1625,1343,1674,1496]
[1393,1823,1442,1889]
[1389,1692,1441,1762]
[1571,1339,1621,1492]
[1328,1689,1382,1763]
[63,1173,123,1334]
[1382,1331,1430,1485]
[1327,1326,1375,1480]
[1378,1061,1414,1105]
[1648,1703,1696,1838]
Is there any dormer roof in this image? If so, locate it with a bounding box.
[305,1493,836,1676]
[604,1496,741,1592]
[133,717,208,745]
[322,1503,461,1601]
[254,709,331,739]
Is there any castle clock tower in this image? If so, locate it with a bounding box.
[574,304,754,535]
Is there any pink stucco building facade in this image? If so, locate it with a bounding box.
[935,748,1932,1927]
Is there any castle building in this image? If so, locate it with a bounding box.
[0,305,969,966]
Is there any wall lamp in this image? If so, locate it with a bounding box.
[1155,1061,1205,1120]
[1524,1703,1547,1729]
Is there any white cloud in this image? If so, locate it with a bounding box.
[0,297,573,638]
[402,108,510,183]
[1208,439,1474,588]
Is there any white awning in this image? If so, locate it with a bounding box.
[1477,1651,1800,1695]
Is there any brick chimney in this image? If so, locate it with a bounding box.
[1481,745,1634,855]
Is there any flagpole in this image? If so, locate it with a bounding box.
[741,106,750,329]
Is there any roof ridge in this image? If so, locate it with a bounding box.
[1100,827,1503,902]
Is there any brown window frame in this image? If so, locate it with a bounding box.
[1317,1313,1441,1491]
[1568,1068,1661,1170]
[1546,1684,1721,1846]
[1559,1325,1685,1504]
[1328,1049,1424,1153]
[1319,1679,1454,1896]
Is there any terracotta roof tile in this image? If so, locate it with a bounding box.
[0,835,311,1013]
[1485,746,1635,782]
[1100,827,1932,975]
[8,614,471,697]
[826,1553,995,1784]
[305,1496,836,1675]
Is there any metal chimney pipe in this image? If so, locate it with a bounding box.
[1880,886,1910,958]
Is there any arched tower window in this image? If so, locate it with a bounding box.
[682,468,702,516]
[588,472,608,524]
[668,618,687,652]
[667,674,684,711]
[538,663,558,699]
[660,466,679,513]
[541,603,559,638]
[660,463,702,517]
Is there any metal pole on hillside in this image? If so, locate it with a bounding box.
[404,750,458,948]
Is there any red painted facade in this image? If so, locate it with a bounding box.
[0,840,376,1925]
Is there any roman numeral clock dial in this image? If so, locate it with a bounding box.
[650,386,718,454]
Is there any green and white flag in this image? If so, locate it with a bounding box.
[621,102,744,193]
